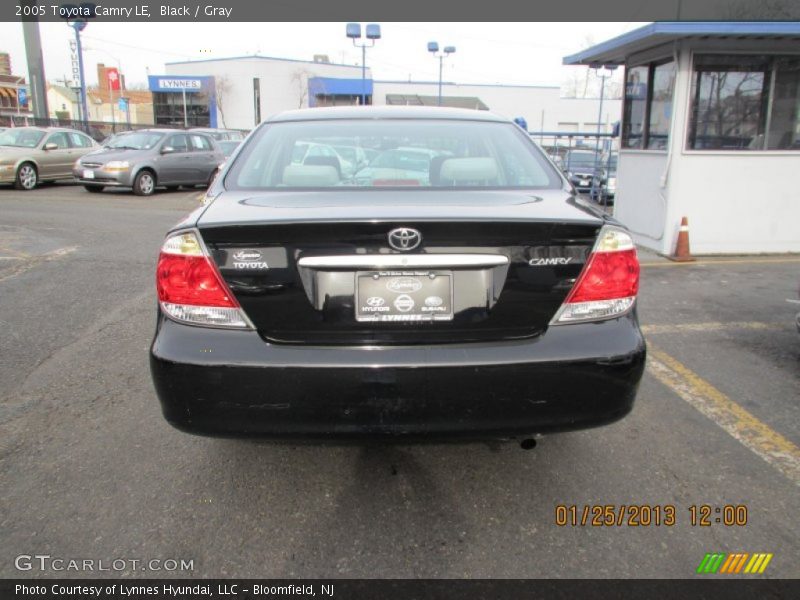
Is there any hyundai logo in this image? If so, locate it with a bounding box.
[388,228,422,252]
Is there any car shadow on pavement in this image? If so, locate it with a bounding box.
[195,435,579,578]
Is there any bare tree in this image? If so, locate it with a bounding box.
[214,75,232,128]
[291,68,314,108]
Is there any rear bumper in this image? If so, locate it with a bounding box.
[150,312,646,439]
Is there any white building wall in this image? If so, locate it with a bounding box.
[373,81,621,132]
[165,57,368,129]
[667,154,800,253]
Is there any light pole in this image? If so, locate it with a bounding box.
[427,42,455,107]
[346,23,381,106]
[590,63,617,203]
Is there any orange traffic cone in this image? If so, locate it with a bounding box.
[669,216,696,262]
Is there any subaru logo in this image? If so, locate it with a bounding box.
[388,227,422,252]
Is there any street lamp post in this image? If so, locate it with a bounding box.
[590,63,617,204]
[427,42,456,107]
[346,23,381,106]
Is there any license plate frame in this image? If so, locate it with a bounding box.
[355,270,454,322]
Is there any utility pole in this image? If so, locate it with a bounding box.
[21,18,49,120]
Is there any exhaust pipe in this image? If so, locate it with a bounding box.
[520,438,537,450]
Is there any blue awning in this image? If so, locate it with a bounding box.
[308,77,372,97]
[563,21,800,66]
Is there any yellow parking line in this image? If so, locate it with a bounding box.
[641,257,800,267]
[647,347,800,486]
[641,322,784,335]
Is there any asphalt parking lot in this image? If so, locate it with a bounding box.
[0,183,798,579]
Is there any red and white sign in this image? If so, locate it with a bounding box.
[106,68,121,91]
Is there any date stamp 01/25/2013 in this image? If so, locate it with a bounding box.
[555,504,749,527]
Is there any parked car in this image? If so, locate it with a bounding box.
[352,147,446,186]
[0,126,98,190]
[217,140,241,159]
[73,129,224,196]
[562,149,604,197]
[150,106,645,440]
[189,128,245,142]
[599,153,618,204]
[291,141,359,179]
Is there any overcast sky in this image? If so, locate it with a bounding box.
[0,22,643,90]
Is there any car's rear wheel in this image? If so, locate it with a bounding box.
[14,163,38,191]
[84,185,104,193]
[133,170,156,196]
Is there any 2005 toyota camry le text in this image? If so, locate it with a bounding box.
[149,106,645,440]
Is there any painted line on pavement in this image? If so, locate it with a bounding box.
[0,246,78,283]
[641,321,784,335]
[647,347,800,486]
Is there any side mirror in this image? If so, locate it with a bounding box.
[43,143,58,151]
[161,146,175,154]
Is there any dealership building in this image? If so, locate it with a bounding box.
[160,55,620,133]
[565,22,800,255]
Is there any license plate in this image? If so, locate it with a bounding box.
[579,179,589,186]
[356,271,453,322]
[83,170,95,179]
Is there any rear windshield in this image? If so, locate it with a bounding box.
[225,119,562,190]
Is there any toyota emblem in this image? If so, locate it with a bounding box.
[388,227,422,252]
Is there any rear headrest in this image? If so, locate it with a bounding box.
[303,155,342,177]
[439,158,499,184]
[282,165,340,187]
[428,155,448,186]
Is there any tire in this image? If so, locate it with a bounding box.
[14,163,38,191]
[84,185,104,193]
[133,170,156,196]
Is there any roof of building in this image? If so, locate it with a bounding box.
[376,80,559,90]
[166,54,367,70]
[385,94,490,110]
[49,84,153,105]
[268,105,509,123]
[563,21,800,66]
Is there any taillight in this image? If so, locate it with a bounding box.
[156,231,250,328]
[552,226,639,324]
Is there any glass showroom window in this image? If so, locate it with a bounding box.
[688,54,800,150]
[622,60,676,150]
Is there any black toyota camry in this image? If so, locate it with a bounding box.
[150,107,645,440]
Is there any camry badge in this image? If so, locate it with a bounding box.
[388,228,422,251]
[529,257,572,266]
